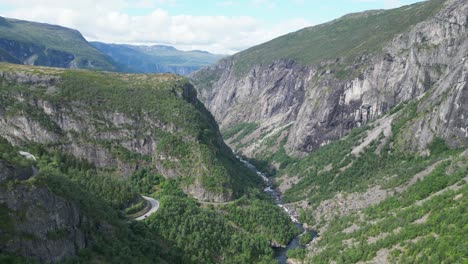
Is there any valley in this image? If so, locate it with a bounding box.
[0,0,467,263]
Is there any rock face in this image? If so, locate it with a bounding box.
[191,0,468,157]
[0,162,91,263]
[0,185,89,263]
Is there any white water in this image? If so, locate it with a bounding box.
[235,154,316,263]
[236,154,300,223]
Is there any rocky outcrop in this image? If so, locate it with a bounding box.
[0,161,33,183]
[0,162,94,263]
[191,0,468,157]
[0,160,15,182]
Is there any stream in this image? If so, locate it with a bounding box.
[236,155,316,264]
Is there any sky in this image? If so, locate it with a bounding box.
[0,0,426,54]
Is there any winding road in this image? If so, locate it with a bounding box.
[135,196,160,221]
[18,151,159,221]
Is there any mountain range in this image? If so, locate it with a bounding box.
[0,16,223,75]
[91,42,225,75]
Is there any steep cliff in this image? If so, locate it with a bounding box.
[191,0,467,159]
[0,173,91,263]
[0,63,258,202]
[0,17,116,71]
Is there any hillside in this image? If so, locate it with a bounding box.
[91,42,225,75]
[0,17,116,71]
[281,101,467,263]
[0,139,177,263]
[0,62,259,202]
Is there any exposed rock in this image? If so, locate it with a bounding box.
[0,176,92,263]
[342,224,360,234]
[277,175,300,193]
[183,180,233,203]
[414,213,431,224]
[351,114,394,156]
[0,159,15,182]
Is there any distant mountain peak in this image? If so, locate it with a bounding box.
[90,42,225,75]
[149,44,178,50]
[190,50,211,54]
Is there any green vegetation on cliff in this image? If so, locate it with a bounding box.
[308,157,467,264]
[0,132,298,264]
[0,139,179,263]
[0,63,259,200]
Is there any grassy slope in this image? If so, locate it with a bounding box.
[0,17,116,70]
[232,0,446,74]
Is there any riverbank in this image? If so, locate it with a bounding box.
[235,154,317,264]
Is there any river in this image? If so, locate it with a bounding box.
[236,155,316,264]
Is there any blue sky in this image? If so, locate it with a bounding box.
[0,0,425,54]
[125,0,424,24]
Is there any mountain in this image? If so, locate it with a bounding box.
[0,17,116,71]
[190,0,468,262]
[0,63,299,263]
[191,0,466,158]
[91,42,225,75]
[0,63,258,202]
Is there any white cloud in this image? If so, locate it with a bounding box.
[216,1,236,7]
[383,0,402,8]
[251,0,277,9]
[290,0,305,4]
[0,0,313,54]
[350,0,403,9]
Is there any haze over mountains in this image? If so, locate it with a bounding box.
[0,16,224,75]
[90,42,225,75]
[0,0,467,263]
